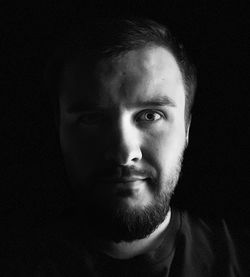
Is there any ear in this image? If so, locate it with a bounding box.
[185,115,192,147]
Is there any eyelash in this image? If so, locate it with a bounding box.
[77,109,166,127]
[135,110,165,123]
[77,112,104,126]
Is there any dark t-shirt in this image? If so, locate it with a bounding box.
[2,208,247,276]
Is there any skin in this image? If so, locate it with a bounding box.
[58,45,190,258]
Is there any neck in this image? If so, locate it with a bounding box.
[96,208,171,260]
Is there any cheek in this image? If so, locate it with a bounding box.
[142,126,185,168]
[59,124,101,170]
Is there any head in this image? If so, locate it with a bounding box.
[45,18,197,242]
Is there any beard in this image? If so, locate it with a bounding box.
[72,153,184,243]
[85,189,172,243]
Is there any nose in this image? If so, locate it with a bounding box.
[105,116,142,166]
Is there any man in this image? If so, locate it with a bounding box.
[6,18,244,276]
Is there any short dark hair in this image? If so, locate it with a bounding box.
[44,18,197,126]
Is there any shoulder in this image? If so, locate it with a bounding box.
[178,209,233,247]
[173,209,247,276]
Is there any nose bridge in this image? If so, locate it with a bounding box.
[107,111,142,165]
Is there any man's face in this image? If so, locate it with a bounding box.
[59,46,187,242]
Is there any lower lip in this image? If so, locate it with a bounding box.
[114,179,146,192]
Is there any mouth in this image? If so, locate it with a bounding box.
[100,177,147,184]
[97,177,147,195]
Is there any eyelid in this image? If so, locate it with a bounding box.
[76,109,167,125]
[76,109,105,115]
[135,109,166,121]
[77,110,105,125]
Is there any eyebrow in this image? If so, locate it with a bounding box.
[132,95,176,108]
[67,95,176,114]
[67,102,105,114]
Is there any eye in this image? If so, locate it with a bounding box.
[77,112,104,126]
[136,110,163,122]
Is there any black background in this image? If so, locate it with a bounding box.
[0,1,249,230]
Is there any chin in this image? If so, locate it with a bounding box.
[81,189,172,243]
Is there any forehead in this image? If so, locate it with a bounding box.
[60,46,185,110]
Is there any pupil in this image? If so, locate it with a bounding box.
[146,113,154,120]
